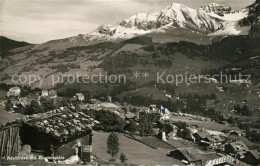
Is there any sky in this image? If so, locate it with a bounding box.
[0,0,255,44]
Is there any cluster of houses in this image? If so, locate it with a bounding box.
[166,125,260,165]
[2,86,260,165]
[41,89,57,99]
[6,86,21,97]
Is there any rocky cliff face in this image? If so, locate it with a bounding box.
[119,3,225,33]
[240,0,260,36]
[200,3,232,16]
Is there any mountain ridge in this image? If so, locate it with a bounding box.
[28,2,250,51]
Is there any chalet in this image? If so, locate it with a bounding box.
[204,135,224,150]
[41,90,49,97]
[49,90,57,99]
[220,121,229,125]
[159,106,171,120]
[139,109,160,123]
[89,99,101,107]
[193,129,210,143]
[170,147,202,165]
[243,150,260,165]
[225,141,249,158]
[167,125,179,140]
[20,111,94,161]
[229,130,244,136]
[7,86,21,97]
[0,111,24,157]
[75,93,85,102]
[124,113,137,121]
[107,96,112,102]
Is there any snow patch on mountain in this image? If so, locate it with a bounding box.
[89,2,249,40]
[41,2,250,49]
[207,9,249,21]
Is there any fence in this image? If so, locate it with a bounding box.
[0,124,21,157]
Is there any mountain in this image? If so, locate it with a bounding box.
[0,1,259,90]
[83,3,249,43]
[33,2,250,51]
[240,0,260,36]
[0,36,30,52]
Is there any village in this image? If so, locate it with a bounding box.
[0,85,260,166]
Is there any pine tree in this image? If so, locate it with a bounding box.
[5,99,12,111]
[107,132,119,160]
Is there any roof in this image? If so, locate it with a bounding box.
[89,99,101,103]
[10,86,21,90]
[49,89,57,96]
[212,135,224,142]
[24,110,93,142]
[229,141,248,151]
[125,113,136,119]
[0,110,24,125]
[195,130,210,139]
[230,130,242,134]
[171,147,219,164]
[247,150,260,160]
[221,121,229,124]
[173,147,202,162]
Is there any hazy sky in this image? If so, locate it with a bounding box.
[0,0,255,43]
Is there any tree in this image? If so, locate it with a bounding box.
[41,99,55,111]
[126,120,137,134]
[163,124,173,135]
[120,153,128,164]
[5,99,12,111]
[107,133,119,160]
[25,100,44,115]
[227,117,235,125]
[130,108,138,114]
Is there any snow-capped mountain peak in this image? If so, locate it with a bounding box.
[54,2,250,48]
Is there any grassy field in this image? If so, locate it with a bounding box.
[92,131,182,165]
[130,135,174,149]
[170,116,240,131]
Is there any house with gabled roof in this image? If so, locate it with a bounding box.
[225,141,249,158]
[243,150,260,165]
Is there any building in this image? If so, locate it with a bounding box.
[0,111,24,157]
[20,111,94,160]
[7,86,21,97]
[225,141,249,158]
[243,150,260,165]
[75,93,85,102]
[139,109,160,123]
[89,99,101,107]
[124,113,137,121]
[229,130,244,136]
[170,147,203,165]
[204,135,224,150]
[159,106,171,120]
[170,147,220,165]
[220,121,229,125]
[167,125,179,140]
[41,90,49,97]
[205,155,250,166]
[49,90,57,99]
[139,105,170,122]
[193,129,210,143]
